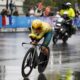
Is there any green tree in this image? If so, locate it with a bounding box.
[22,0,37,14]
[22,0,80,14]
[23,0,56,14]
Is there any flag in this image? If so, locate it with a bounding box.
[2,16,10,26]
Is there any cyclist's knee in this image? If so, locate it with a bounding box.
[41,46,49,55]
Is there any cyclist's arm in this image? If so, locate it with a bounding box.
[29,27,37,39]
[36,31,45,40]
[29,27,44,41]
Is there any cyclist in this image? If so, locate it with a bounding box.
[29,19,52,55]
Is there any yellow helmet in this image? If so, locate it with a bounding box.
[32,20,42,29]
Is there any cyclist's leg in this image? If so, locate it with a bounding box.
[41,31,53,55]
[38,31,52,68]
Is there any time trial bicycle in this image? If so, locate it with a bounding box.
[21,42,50,78]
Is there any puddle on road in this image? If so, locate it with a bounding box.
[0,63,80,80]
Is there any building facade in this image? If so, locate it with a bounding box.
[0,0,24,15]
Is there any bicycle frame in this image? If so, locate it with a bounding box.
[22,42,41,64]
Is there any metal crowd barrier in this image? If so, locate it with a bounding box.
[0,15,80,28]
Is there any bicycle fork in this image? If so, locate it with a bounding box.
[32,47,38,68]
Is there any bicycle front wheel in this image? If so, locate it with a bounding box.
[21,48,34,77]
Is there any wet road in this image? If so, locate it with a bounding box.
[0,31,80,80]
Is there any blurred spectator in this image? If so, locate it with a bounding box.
[13,7,19,16]
[9,0,15,15]
[28,6,35,17]
[26,8,29,16]
[55,11,61,19]
[0,8,9,16]
[79,11,80,17]
[37,2,43,10]
[53,11,62,26]
[0,8,10,26]
[73,10,80,28]
[34,2,43,17]
[75,10,80,18]
[43,6,52,16]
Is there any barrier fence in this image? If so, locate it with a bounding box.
[0,15,80,28]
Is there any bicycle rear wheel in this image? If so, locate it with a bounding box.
[21,48,35,77]
[38,47,50,73]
